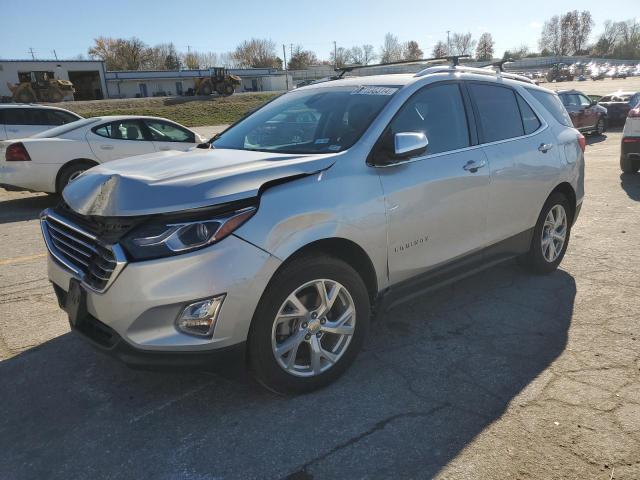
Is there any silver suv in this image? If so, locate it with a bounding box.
[41,65,585,393]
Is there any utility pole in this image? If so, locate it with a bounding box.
[29,47,35,60]
[282,44,289,91]
[333,41,337,68]
[290,43,293,60]
[52,50,58,60]
[446,31,450,55]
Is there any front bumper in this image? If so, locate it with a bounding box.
[52,282,246,369]
[47,233,281,360]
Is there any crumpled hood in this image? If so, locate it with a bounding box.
[63,148,338,216]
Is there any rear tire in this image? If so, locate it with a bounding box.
[519,193,572,274]
[620,154,639,174]
[248,255,370,395]
[56,161,96,193]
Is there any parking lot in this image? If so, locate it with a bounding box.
[0,128,639,479]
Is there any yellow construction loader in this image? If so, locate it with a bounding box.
[194,67,241,96]
[7,71,75,103]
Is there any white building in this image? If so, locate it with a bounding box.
[106,68,292,98]
[0,59,108,100]
[0,59,293,101]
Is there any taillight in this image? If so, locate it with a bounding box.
[629,107,640,118]
[577,133,586,153]
[5,142,31,162]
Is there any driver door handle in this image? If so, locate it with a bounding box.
[462,159,487,173]
[538,143,554,153]
[100,144,114,150]
[159,146,171,151]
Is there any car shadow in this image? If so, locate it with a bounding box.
[0,193,59,224]
[0,262,576,479]
[586,133,608,145]
[620,173,640,201]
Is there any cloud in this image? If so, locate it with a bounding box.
[529,21,543,29]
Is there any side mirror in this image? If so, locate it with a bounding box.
[394,132,428,158]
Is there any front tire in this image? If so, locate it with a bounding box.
[520,193,572,274]
[593,117,606,135]
[248,255,370,394]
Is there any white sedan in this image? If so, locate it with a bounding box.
[0,115,206,193]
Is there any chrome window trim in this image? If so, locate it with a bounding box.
[40,208,127,294]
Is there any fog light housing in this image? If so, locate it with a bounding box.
[176,295,225,337]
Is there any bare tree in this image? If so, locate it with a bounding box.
[147,43,180,70]
[330,46,350,68]
[475,33,494,60]
[573,11,594,54]
[539,11,594,56]
[361,44,376,65]
[450,32,476,56]
[233,38,280,68]
[288,45,318,70]
[403,40,423,60]
[88,37,152,70]
[380,33,404,63]
[432,41,448,58]
[349,45,377,65]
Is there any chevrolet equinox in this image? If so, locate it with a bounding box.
[41,65,585,394]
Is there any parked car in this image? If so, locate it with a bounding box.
[621,104,640,173]
[0,116,206,193]
[0,104,82,140]
[598,91,640,125]
[41,66,584,393]
[557,89,607,135]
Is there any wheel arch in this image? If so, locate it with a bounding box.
[55,158,99,193]
[549,182,577,221]
[273,237,379,303]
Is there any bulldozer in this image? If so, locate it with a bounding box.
[7,71,75,103]
[194,67,241,96]
[545,63,574,83]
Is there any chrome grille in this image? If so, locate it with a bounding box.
[40,209,127,292]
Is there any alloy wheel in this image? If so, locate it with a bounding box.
[271,279,356,377]
[541,204,567,263]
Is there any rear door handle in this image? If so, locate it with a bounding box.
[99,145,114,150]
[159,146,171,151]
[462,159,487,173]
[538,143,554,153]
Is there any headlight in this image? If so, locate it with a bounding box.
[122,207,256,260]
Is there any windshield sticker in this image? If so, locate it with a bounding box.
[351,86,398,96]
[314,138,330,144]
[328,145,341,151]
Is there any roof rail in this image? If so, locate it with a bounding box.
[414,64,535,84]
[333,55,470,79]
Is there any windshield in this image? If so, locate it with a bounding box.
[32,118,99,138]
[212,85,398,154]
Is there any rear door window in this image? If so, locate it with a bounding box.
[468,83,524,143]
[526,89,573,127]
[387,82,470,155]
[45,110,80,125]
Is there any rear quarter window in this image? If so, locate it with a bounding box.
[526,89,573,128]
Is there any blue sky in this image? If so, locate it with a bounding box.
[1,0,638,61]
